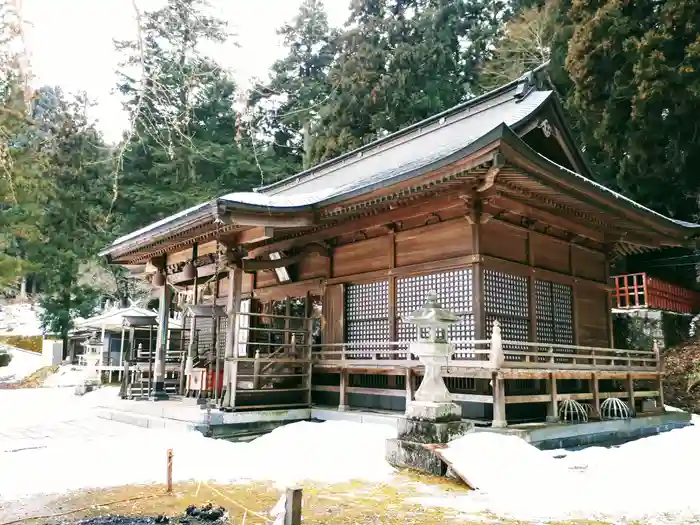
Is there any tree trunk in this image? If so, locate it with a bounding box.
[65,330,73,364]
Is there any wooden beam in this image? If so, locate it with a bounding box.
[236,227,275,245]
[248,192,469,257]
[325,254,480,286]
[491,195,606,243]
[227,212,312,228]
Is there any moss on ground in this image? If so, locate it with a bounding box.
[2,474,621,525]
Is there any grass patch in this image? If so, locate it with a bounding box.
[0,335,43,353]
[0,476,621,525]
[0,365,58,390]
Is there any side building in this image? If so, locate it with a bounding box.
[99,71,700,426]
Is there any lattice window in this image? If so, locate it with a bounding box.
[345,280,390,359]
[484,269,529,318]
[535,280,574,363]
[484,269,530,357]
[396,268,474,359]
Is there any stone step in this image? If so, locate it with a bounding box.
[96,407,206,433]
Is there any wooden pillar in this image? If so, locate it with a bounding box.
[546,373,559,422]
[284,487,303,525]
[405,368,414,406]
[222,266,242,409]
[627,374,635,414]
[592,372,600,418]
[118,326,126,381]
[471,198,485,339]
[153,280,171,400]
[339,370,348,411]
[388,230,397,343]
[303,292,314,407]
[654,341,665,411]
[491,373,507,428]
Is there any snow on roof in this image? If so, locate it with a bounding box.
[534,150,700,230]
[74,305,182,332]
[103,86,552,254]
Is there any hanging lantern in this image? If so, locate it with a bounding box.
[183,261,197,280]
[151,272,165,287]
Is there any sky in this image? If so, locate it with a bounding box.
[21,0,349,143]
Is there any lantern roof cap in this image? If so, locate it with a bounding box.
[403,292,459,327]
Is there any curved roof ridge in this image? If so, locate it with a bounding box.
[256,65,548,195]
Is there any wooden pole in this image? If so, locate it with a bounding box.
[339,369,347,411]
[166,449,173,494]
[627,374,635,414]
[491,373,507,428]
[546,373,559,422]
[284,487,302,525]
[592,372,600,418]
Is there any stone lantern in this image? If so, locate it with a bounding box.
[385,292,473,477]
[403,291,460,410]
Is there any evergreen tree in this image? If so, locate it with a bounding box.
[250,0,337,171]
[565,0,700,219]
[0,2,46,290]
[27,87,110,353]
[310,0,509,163]
[113,0,276,235]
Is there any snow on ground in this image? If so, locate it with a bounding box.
[0,302,44,336]
[416,422,700,523]
[2,384,700,524]
[0,387,396,503]
[42,365,92,387]
[0,346,43,383]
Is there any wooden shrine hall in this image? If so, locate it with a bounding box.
[99,69,700,427]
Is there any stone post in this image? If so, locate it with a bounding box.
[386,292,473,477]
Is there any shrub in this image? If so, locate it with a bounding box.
[0,352,12,367]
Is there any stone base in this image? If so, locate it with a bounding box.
[405,401,461,422]
[149,383,169,401]
[398,417,473,444]
[386,438,448,476]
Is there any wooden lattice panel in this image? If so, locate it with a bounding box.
[484,269,529,318]
[396,269,474,358]
[345,280,390,358]
[535,280,574,363]
[484,269,530,358]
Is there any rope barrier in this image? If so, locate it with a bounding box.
[201,482,273,523]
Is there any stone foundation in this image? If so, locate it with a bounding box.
[386,400,473,476]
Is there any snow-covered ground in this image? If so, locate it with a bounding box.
[0,346,43,383]
[0,302,44,336]
[1,385,699,524]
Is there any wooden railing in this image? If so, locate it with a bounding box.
[311,338,661,372]
[611,272,700,314]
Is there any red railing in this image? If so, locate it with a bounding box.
[611,273,700,314]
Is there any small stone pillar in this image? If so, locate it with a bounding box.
[385,292,473,477]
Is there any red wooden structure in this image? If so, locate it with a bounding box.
[611,273,700,314]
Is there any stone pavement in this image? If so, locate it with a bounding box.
[0,413,150,453]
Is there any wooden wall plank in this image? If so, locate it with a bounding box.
[297,251,329,280]
[333,236,392,277]
[576,284,610,347]
[572,245,606,282]
[532,234,570,274]
[481,221,528,263]
[395,219,472,267]
[323,283,345,345]
[255,269,278,288]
